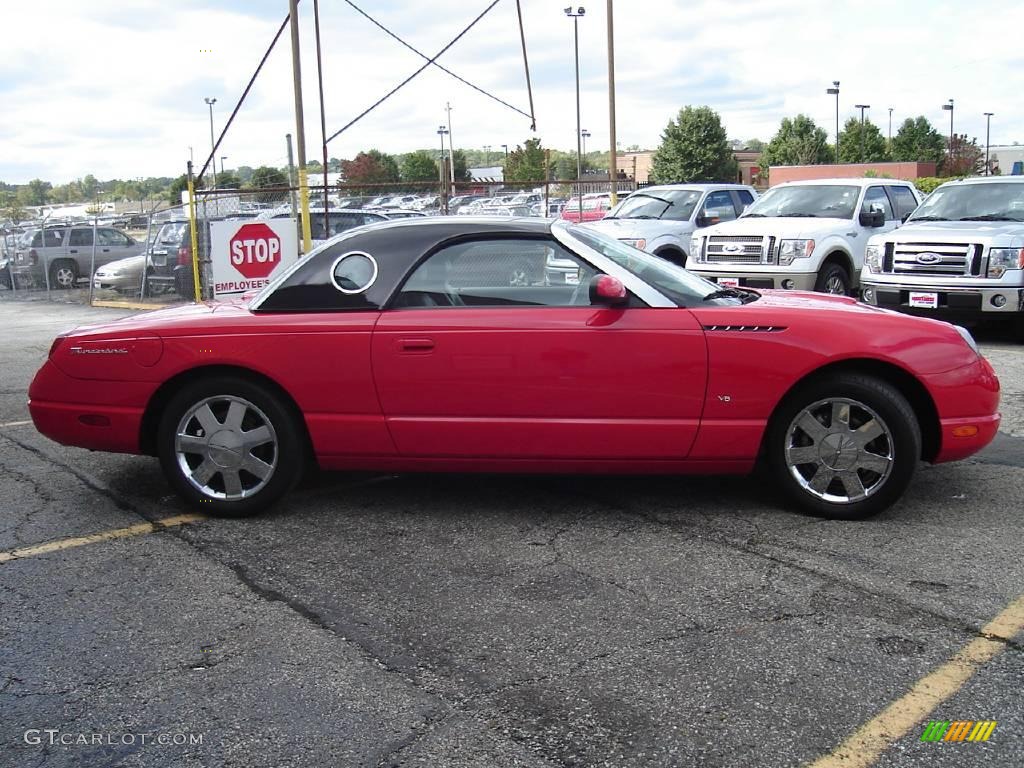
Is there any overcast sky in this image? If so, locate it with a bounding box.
[2,0,1022,184]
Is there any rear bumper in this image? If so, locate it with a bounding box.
[28,360,149,454]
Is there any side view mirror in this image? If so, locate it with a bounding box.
[859,208,885,227]
[588,274,628,306]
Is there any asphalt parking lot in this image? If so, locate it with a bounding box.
[1,298,1022,768]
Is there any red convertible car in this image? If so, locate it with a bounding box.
[30,218,999,519]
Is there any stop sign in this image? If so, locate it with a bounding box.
[228,222,283,279]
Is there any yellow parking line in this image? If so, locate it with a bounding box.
[0,420,32,428]
[0,513,207,565]
[808,593,1024,768]
[91,300,166,310]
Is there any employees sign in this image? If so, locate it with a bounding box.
[210,219,298,298]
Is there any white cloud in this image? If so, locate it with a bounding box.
[1,0,1022,183]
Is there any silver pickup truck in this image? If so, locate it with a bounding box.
[860,177,1024,338]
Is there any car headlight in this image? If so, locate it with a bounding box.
[620,238,647,251]
[986,247,1024,279]
[778,239,815,266]
[953,324,980,357]
[690,236,703,262]
[865,244,883,274]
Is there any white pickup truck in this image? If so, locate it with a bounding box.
[688,178,923,295]
[860,176,1024,337]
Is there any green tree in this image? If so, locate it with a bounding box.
[451,150,472,183]
[17,179,53,206]
[504,138,550,182]
[891,116,946,167]
[2,192,27,224]
[838,117,888,163]
[215,170,242,189]
[650,106,738,183]
[167,174,205,205]
[249,166,289,202]
[760,115,832,172]
[401,151,439,183]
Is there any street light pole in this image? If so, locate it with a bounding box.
[854,104,870,163]
[888,107,893,148]
[501,144,508,161]
[826,81,840,163]
[984,112,994,175]
[204,97,218,189]
[942,99,955,166]
[220,156,228,176]
[606,0,618,205]
[565,6,585,219]
[437,126,449,212]
[581,129,590,161]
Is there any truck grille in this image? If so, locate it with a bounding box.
[891,242,982,277]
[706,235,772,264]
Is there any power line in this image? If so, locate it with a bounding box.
[325,0,502,144]
[339,0,533,124]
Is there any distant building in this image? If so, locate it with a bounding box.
[469,166,504,182]
[987,145,1024,176]
[616,149,763,186]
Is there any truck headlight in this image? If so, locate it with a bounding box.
[865,244,883,274]
[690,236,703,262]
[987,247,1024,279]
[778,239,815,266]
[620,238,647,251]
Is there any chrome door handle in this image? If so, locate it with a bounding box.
[399,338,434,352]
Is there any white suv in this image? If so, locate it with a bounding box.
[688,178,922,295]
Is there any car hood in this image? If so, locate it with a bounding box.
[701,216,852,239]
[95,254,145,274]
[890,219,1024,244]
[584,218,695,238]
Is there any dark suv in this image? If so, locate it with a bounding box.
[146,220,210,297]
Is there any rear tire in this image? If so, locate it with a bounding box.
[49,260,78,290]
[814,262,850,295]
[158,376,304,517]
[766,374,921,519]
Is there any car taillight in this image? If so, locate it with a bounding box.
[49,335,67,358]
[177,246,191,265]
[29,248,38,265]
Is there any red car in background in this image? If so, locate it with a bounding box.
[561,194,612,223]
[30,217,999,520]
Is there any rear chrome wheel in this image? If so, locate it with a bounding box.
[174,396,278,501]
[767,374,921,519]
[159,377,304,516]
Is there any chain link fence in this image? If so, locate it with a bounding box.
[0,176,637,307]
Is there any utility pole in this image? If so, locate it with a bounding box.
[286,133,298,221]
[606,0,618,205]
[445,102,455,185]
[565,6,585,220]
[942,99,955,166]
[204,97,218,190]
[288,0,312,255]
[984,112,994,175]
[887,107,893,148]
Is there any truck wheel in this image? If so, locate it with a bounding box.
[814,263,850,295]
[49,260,78,290]
[654,248,686,267]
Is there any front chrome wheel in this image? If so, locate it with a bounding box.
[174,395,278,500]
[823,273,847,294]
[784,397,895,504]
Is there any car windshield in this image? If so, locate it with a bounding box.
[157,222,187,244]
[909,182,1024,222]
[606,189,702,221]
[564,225,745,306]
[743,184,860,219]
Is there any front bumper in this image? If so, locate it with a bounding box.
[687,269,818,291]
[861,281,1024,316]
[925,355,1001,464]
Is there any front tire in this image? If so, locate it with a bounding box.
[49,260,78,290]
[158,376,304,516]
[766,374,921,519]
[814,263,850,295]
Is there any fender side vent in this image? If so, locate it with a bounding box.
[702,325,786,333]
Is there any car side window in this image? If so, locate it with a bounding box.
[702,190,738,222]
[736,190,755,212]
[889,186,919,221]
[394,238,597,309]
[862,186,896,221]
[39,230,65,247]
[98,229,130,246]
[68,229,93,247]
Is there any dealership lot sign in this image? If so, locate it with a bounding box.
[210,219,298,298]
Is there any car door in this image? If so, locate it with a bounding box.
[371,236,708,461]
[95,228,138,270]
[699,190,741,226]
